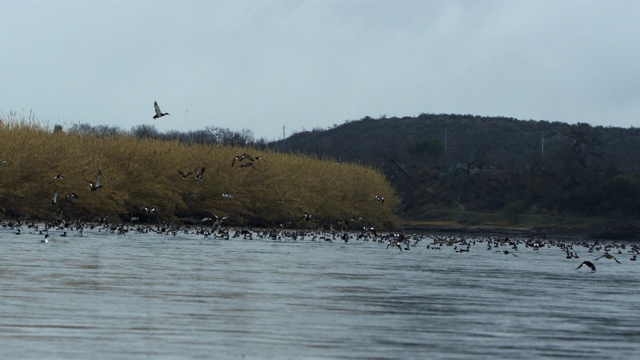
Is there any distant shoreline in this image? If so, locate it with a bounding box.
[2,217,637,241]
[402,224,567,238]
[402,221,640,241]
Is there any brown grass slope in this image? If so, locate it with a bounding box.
[0,118,400,229]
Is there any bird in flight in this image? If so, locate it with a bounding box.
[302,211,313,222]
[178,170,192,180]
[87,170,102,191]
[239,162,256,169]
[153,101,169,119]
[595,253,621,264]
[576,260,596,271]
[194,167,205,181]
[386,239,403,251]
[232,154,254,166]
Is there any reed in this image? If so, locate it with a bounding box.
[0,116,400,229]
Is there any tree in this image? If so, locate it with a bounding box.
[131,124,159,139]
[565,123,602,168]
[67,123,95,135]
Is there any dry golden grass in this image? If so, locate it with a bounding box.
[0,117,400,229]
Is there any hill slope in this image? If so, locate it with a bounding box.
[270,113,640,236]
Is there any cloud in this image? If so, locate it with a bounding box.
[2,0,639,140]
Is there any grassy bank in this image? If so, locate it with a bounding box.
[0,118,400,229]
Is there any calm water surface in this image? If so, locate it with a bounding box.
[1,227,639,359]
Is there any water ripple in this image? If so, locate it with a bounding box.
[1,228,639,359]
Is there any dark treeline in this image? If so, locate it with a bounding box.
[269,113,640,226]
[63,123,269,148]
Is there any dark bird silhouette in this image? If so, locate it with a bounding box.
[153,101,169,119]
[595,253,621,264]
[386,240,402,251]
[374,195,384,203]
[178,170,192,180]
[212,214,229,225]
[66,192,78,199]
[232,154,254,166]
[194,167,205,181]
[576,261,596,271]
[499,249,517,257]
[86,170,102,191]
[53,174,64,180]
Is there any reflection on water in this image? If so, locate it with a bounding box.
[1,227,639,359]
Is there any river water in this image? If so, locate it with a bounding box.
[1,226,639,359]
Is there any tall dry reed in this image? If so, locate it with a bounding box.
[0,117,400,229]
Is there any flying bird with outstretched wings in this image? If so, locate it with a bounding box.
[195,167,205,181]
[178,170,192,180]
[576,260,596,271]
[153,101,169,119]
[232,154,254,167]
[87,170,103,191]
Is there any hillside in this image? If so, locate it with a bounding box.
[270,114,640,238]
[272,114,640,171]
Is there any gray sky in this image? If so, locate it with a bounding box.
[2,0,639,141]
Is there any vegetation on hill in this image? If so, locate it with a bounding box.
[270,114,640,238]
[0,117,400,230]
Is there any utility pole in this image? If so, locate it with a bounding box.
[444,127,447,158]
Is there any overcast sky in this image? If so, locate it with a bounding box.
[2,0,639,140]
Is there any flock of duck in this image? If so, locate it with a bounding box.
[2,214,637,272]
[2,102,637,272]
[4,102,396,237]
[3,102,390,244]
[43,146,375,226]
[28,102,389,235]
[0,102,384,242]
